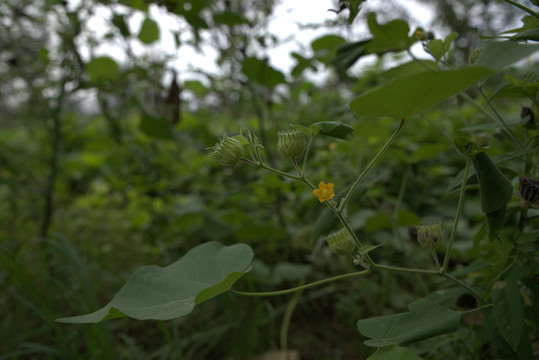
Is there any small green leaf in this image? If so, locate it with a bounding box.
[367,345,423,360]
[472,152,514,214]
[492,280,525,352]
[475,41,539,70]
[357,299,462,347]
[453,137,487,156]
[138,18,160,44]
[86,56,119,83]
[350,67,493,119]
[242,57,286,88]
[112,14,130,37]
[364,12,414,54]
[310,121,354,140]
[56,242,254,323]
[358,244,384,255]
[212,11,249,26]
[311,35,347,64]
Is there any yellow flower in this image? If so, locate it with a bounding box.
[313,181,335,203]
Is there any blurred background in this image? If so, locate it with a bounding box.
[0,0,533,359]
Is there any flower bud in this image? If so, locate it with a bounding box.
[416,223,442,249]
[518,177,539,208]
[210,135,244,167]
[277,129,306,158]
[326,229,355,256]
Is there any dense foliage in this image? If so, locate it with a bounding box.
[1,0,538,359]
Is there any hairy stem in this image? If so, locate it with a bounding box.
[339,118,405,212]
[442,156,471,273]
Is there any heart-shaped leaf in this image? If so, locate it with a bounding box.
[357,299,462,347]
[350,67,493,119]
[56,242,254,323]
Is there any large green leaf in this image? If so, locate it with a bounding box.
[491,280,525,352]
[475,41,539,70]
[357,299,462,347]
[350,67,493,118]
[56,242,254,323]
[471,152,514,214]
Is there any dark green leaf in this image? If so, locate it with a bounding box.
[291,52,316,77]
[357,299,462,347]
[56,242,254,323]
[346,0,365,25]
[367,345,423,360]
[358,244,384,255]
[311,35,347,64]
[140,113,174,140]
[213,11,249,26]
[350,67,493,119]
[310,121,354,140]
[332,39,370,72]
[138,18,160,44]
[112,14,130,37]
[86,56,119,83]
[471,152,514,214]
[486,207,506,242]
[491,280,525,352]
[364,12,415,54]
[475,41,539,70]
[242,57,286,88]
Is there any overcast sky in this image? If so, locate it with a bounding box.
[86,0,434,82]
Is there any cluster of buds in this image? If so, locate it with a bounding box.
[416,223,443,249]
[326,228,355,256]
[211,127,308,166]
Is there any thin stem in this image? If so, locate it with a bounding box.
[302,134,314,175]
[339,118,405,212]
[292,157,302,176]
[280,281,304,351]
[441,273,485,304]
[431,249,441,270]
[229,269,372,297]
[258,163,304,182]
[502,0,539,20]
[372,263,439,275]
[442,156,471,273]
[478,89,525,149]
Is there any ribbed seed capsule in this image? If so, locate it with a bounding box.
[416,223,442,249]
[210,135,244,167]
[277,129,306,158]
[518,177,539,208]
[326,228,355,256]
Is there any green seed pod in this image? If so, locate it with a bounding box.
[277,129,306,158]
[210,135,244,167]
[416,223,442,249]
[326,229,355,256]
